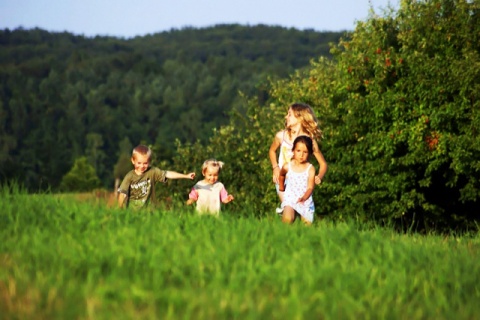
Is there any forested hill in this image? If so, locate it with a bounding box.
[0,25,344,190]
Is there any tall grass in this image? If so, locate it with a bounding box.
[1,186,479,319]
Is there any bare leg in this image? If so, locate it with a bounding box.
[300,216,312,226]
[282,206,296,224]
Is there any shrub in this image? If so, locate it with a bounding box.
[59,157,102,192]
[170,0,480,231]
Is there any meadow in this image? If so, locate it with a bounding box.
[1,187,479,319]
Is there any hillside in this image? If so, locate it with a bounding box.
[0,24,345,190]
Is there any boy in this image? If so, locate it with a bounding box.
[117,144,195,209]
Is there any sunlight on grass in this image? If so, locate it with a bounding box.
[1,188,479,318]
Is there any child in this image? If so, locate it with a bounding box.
[186,159,234,215]
[269,102,327,213]
[278,136,316,224]
[117,145,195,210]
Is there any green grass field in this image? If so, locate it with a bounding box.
[1,188,479,319]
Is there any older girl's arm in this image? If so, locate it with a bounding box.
[312,140,328,184]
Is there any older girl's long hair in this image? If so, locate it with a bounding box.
[287,103,322,140]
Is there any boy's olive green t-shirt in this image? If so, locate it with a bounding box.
[118,167,167,210]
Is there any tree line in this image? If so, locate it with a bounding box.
[0,24,344,190]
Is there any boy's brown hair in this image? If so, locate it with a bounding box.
[132,145,152,160]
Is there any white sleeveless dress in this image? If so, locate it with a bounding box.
[281,163,315,223]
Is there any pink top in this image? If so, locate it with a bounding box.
[189,180,230,215]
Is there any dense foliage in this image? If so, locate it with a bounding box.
[0,25,343,190]
[324,0,479,231]
[173,0,480,231]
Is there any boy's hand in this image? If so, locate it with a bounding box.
[187,172,196,179]
[315,175,322,185]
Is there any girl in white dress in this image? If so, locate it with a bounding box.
[186,159,234,216]
[278,136,316,224]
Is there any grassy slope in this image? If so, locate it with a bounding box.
[1,191,479,319]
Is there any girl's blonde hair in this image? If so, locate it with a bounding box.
[132,145,152,160]
[287,103,322,140]
[202,159,225,175]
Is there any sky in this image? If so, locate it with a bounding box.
[1,0,399,38]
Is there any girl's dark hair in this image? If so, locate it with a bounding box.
[292,135,314,156]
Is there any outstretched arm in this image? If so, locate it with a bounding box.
[166,171,196,180]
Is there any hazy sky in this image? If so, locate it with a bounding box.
[1,0,399,38]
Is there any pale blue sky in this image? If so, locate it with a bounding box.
[1,0,399,38]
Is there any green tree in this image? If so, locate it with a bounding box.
[172,0,480,231]
[0,25,342,190]
[265,0,480,230]
[59,157,101,192]
[85,133,107,185]
[318,0,480,230]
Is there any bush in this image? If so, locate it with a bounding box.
[59,157,102,192]
[169,0,480,231]
[320,0,480,231]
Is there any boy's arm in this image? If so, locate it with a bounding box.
[312,140,328,184]
[117,192,127,208]
[117,174,130,208]
[165,171,196,180]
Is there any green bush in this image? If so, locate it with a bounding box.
[170,0,480,231]
[321,0,480,230]
[59,157,102,192]
[268,0,480,231]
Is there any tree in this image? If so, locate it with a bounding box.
[1,26,342,190]
[85,133,107,185]
[59,157,101,192]
[268,0,480,230]
[172,0,480,231]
